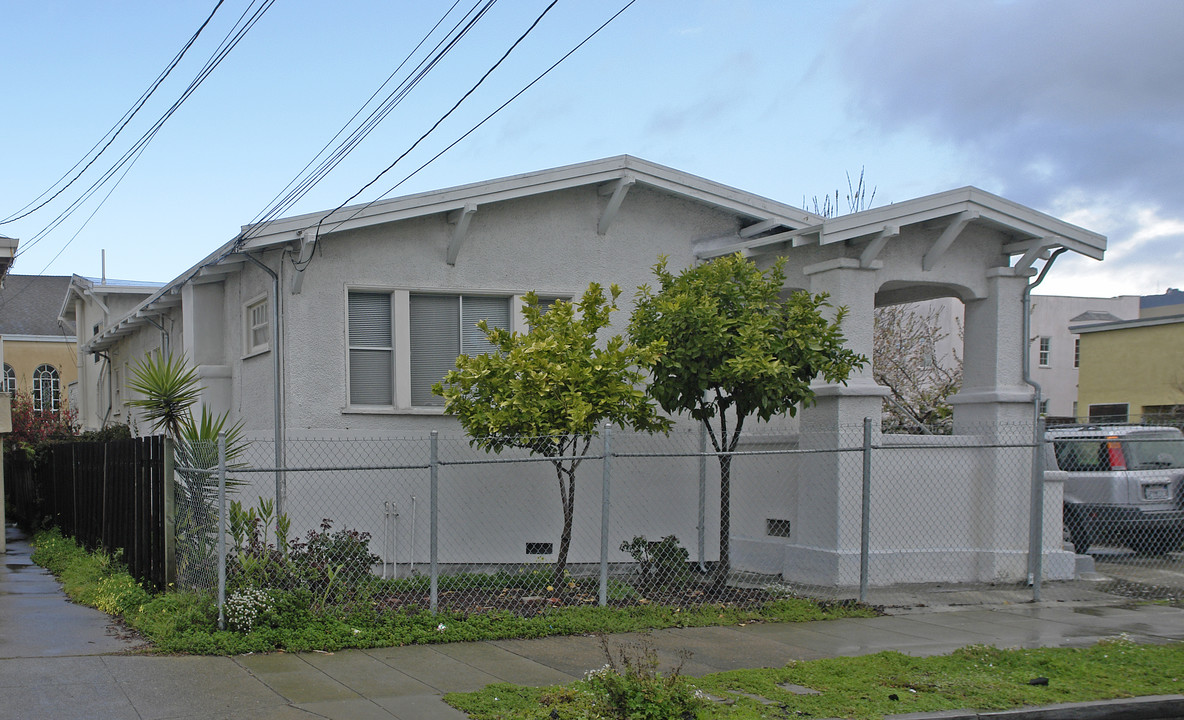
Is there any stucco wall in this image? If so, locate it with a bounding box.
[1029,295,1139,418]
[2,338,77,400]
[1078,320,1184,421]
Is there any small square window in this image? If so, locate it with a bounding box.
[245,296,270,355]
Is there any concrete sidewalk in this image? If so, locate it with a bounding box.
[4,524,1184,720]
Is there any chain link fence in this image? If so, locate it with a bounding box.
[172,420,1184,619]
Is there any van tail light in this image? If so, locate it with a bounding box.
[1106,437,1126,470]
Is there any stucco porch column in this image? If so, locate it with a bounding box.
[949,268,1035,433]
[780,258,887,585]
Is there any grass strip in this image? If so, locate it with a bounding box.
[446,638,1184,720]
[29,528,875,655]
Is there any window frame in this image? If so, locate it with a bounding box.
[243,293,271,358]
[344,286,551,413]
[32,364,60,414]
[1,363,15,395]
[1073,337,1080,368]
[1037,336,1051,367]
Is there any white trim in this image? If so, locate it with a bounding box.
[0,334,76,343]
[242,293,271,357]
[344,285,556,412]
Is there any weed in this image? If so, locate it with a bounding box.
[584,633,705,720]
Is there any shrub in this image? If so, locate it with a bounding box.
[620,534,691,588]
[584,633,705,720]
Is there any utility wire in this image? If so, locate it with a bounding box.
[1,0,227,225]
[306,0,562,247]
[240,0,496,240]
[14,0,276,260]
[316,0,638,243]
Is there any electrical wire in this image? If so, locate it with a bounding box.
[303,0,563,253]
[239,0,498,242]
[13,0,277,261]
[313,1,638,246]
[1,0,227,225]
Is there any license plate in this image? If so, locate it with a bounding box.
[1144,485,1170,501]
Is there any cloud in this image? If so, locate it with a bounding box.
[831,0,1184,294]
[833,0,1184,204]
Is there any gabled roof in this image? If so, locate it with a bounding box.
[236,155,823,250]
[1070,310,1123,323]
[696,186,1107,267]
[59,274,165,325]
[0,274,75,337]
[85,156,822,352]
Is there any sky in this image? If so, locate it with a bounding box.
[2,0,1182,298]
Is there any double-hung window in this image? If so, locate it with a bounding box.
[1037,337,1051,367]
[244,296,270,355]
[347,291,511,409]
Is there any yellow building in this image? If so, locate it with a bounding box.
[0,275,77,413]
[1074,314,1184,423]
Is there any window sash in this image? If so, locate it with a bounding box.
[348,292,394,406]
[410,294,509,407]
[248,301,270,352]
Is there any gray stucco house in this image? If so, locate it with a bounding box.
[65,156,1109,587]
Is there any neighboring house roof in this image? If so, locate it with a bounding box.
[59,274,165,326]
[0,274,75,337]
[1070,310,1124,323]
[1071,313,1184,334]
[1141,288,1184,310]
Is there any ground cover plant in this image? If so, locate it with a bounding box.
[446,636,1184,720]
[29,527,876,655]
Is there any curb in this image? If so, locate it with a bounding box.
[882,695,1184,720]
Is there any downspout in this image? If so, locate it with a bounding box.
[1023,247,1067,597]
[141,315,170,358]
[94,350,114,427]
[242,252,286,520]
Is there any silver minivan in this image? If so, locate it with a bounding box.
[1046,425,1184,555]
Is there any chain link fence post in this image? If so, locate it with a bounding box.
[430,430,439,614]
[1029,416,1047,601]
[216,432,227,631]
[599,423,612,607]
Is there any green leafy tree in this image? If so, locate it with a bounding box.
[629,254,866,581]
[433,283,673,586]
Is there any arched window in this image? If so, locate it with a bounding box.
[32,364,60,413]
[1,363,14,395]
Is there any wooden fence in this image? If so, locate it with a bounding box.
[3,436,174,588]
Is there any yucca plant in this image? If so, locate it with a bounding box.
[127,351,202,439]
[127,351,250,588]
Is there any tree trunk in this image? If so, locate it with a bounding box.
[715,453,732,584]
[553,461,575,589]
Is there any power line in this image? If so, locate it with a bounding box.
[240,0,497,241]
[305,0,563,246]
[1,0,227,225]
[317,1,639,242]
[14,0,277,261]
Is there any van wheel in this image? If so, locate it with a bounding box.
[1065,508,1092,554]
